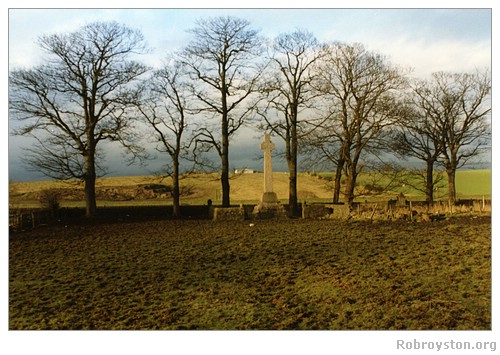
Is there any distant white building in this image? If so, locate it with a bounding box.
[234,168,255,174]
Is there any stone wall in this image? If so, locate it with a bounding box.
[302,203,350,220]
[329,204,351,219]
[253,202,288,220]
[212,207,245,221]
[302,204,331,219]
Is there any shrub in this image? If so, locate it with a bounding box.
[364,183,384,194]
[39,189,61,211]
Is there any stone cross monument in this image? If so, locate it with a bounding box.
[253,133,286,218]
[261,133,276,198]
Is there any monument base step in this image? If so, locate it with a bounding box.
[252,202,288,219]
[261,191,279,203]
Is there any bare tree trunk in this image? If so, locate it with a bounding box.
[288,157,299,217]
[344,168,357,207]
[221,154,230,207]
[425,159,435,203]
[172,157,181,218]
[220,68,231,208]
[443,152,458,204]
[333,158,345,204]
[84,153,97,218]
[344,146,361,207]
[221,120,231,207]
[288,115,299,217]
[446,168,457,204]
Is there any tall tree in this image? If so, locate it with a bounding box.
[181,16,264,207]
[316,42,407,206]
[260,30,326,217]
[392,82,445,203]
[416,71,491,203]
[9,21,148,217]
[135,58,192,218]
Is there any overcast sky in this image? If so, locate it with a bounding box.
[9,8,491,76]
[6,6,493,181]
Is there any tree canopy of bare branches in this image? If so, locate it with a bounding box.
[180,16,265,207]
[412,70,491,203]
[392,81,447,203]
[135,58,193,217]
[314,42,408,206]
[9,21,148,217]
[260,30,326,216]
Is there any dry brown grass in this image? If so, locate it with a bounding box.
[9,173,332,207]
[9,170,491,209]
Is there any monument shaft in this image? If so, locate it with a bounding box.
[253,133,286,218]
[261,133,275,193]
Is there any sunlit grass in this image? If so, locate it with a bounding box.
[9,217,491,330]
[9,170,491,210]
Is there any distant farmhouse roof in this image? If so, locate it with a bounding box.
[234,168,255,174]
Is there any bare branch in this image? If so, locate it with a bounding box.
[179,16,265,206]
[9,21,149,217]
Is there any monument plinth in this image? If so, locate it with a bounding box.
[253,133,287,219]
[261,191,278,203]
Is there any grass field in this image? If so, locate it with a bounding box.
[9,216,491,330]
[454,170,492,197]
[8,169,492,208]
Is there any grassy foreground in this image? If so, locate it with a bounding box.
[9,216,491,330]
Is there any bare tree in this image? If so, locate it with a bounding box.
[316,42,407,206]
[416,71,491,203]
[180,16,264,207]
[392,82,445,203]
[300,107,348,204]
[9,21,148,217]
[260,30,326,217]
[135,58,192,218]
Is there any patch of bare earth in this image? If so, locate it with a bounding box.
[9,216,491,330]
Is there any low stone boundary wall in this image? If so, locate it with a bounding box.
[302,203,350,219]
[301,197,491,221]
[9,197,491,230]
[212,207,245,221]
[302,204,330,219]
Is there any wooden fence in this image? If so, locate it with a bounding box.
[9,209,55,230]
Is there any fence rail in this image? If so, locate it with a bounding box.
[9,209,55,230]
